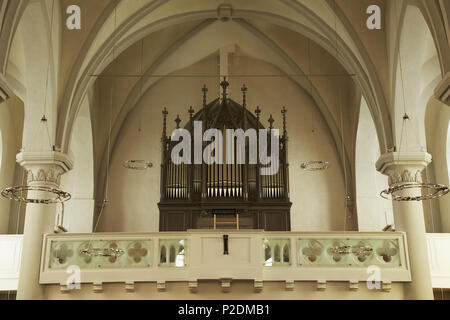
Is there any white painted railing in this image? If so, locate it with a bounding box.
[0,235,23,291]
[1,232,447,292]
[39,230,411,286]
[426,233,450,288]
[0,232,445,290]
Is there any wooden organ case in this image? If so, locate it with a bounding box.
[158,80,292,231]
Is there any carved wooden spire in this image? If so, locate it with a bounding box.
[281,106,287,138]
[255,106,261,120]
[254,106,261,129]
[202,85,208,108]
[241,84,247,108]
[268,114,274,130]
[175,114,181,129]
[188,106,194,131]
[220,77,229,101]
[242,84,248,129]
[162,107,168,140]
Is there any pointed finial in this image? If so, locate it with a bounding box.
[241,84,247,108]
[162,107,168,140]
[255,106,261,129]
[268,114,274,130]
[220,77,229,100]
[175,115,181,129]
[188,106,195,131]
[281,106,287,136]
[188,106,195,118]
[202,85,208,108]
[255,106,261,119]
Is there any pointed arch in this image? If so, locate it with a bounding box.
[392,4,442,152]
[57,0,394,159]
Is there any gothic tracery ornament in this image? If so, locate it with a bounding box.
[53,243,74,265]
[327,241,349,262]
[376,240,398,263]
[302,240,323,262]
[128,242,148,263]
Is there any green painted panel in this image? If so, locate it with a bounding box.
[49,239,152,270]
[297,238,401,267]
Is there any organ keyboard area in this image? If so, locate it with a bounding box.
[158,79,291,231]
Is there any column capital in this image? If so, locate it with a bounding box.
[16,151,73,187]
[376,152,432,186]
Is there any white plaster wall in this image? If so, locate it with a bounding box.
[425,98,450,232]
[59,95,94,233]
[356,97,393,231]
[447,124,450,182]
[0,96,23,234]
[98,55,346,232]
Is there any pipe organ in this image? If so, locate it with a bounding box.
[158,79,291,231]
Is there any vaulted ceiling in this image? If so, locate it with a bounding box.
[1,0,449,210]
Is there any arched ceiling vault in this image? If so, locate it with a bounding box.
[0,0,28,75]
[93,17,356,203]
[10,0,62,151]
[389,1,447,109]
[55,0,394,158]
[59,0,120,125]
[0,0,28,100]
[417,0,450,75]
[389,2,443,153]
[326,0,391,157]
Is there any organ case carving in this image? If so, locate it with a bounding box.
[158,80,291,231]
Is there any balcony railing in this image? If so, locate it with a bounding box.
[39,230,411,286]
[2,232,449,291]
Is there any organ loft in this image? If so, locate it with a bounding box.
[158,79,292,231]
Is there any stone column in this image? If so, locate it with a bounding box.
[376,152,434,300]
[16,151,73,300]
